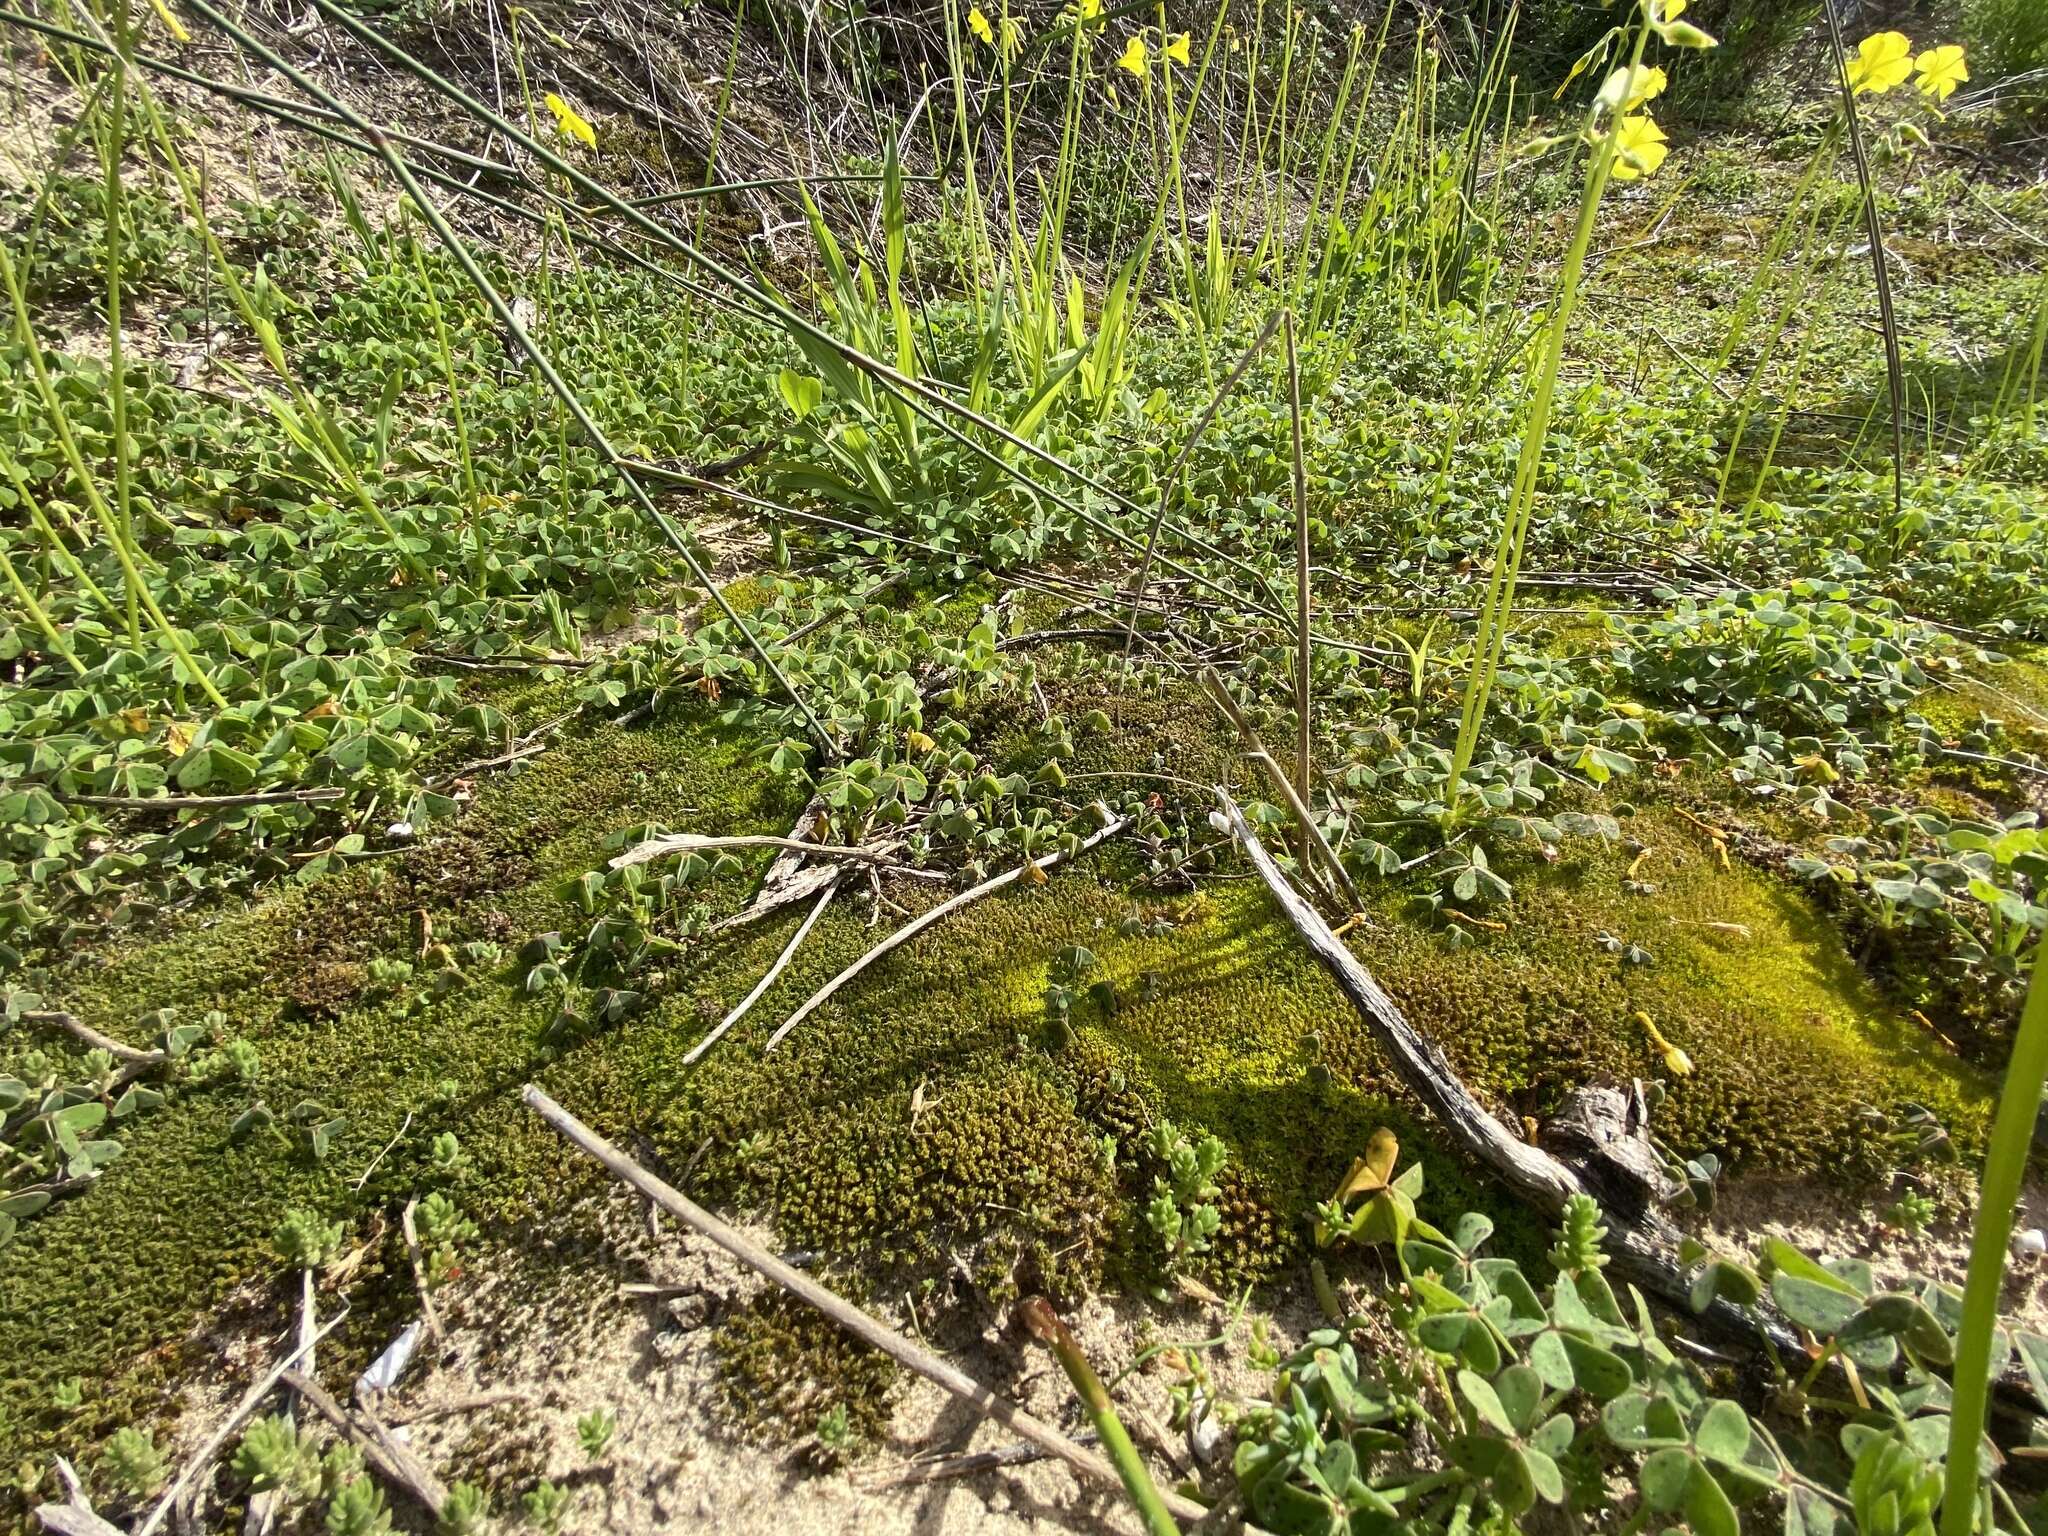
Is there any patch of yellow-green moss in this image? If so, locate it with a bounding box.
[0,655,2003,1502]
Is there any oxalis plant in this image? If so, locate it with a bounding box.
[1446,0,1716,806]
[1228,1100,2048,1536]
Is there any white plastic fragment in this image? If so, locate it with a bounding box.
[355,1319,424,1397]
[1185,1387,1226,1468]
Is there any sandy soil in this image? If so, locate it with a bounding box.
[152,1183,1313,1535]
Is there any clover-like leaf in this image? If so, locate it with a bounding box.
[1693,1400,1752,1465]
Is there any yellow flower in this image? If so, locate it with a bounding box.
[1116,33,1148,77]
[1077,0,1101,23]
[1913,44,1967,103]
[1657,0,1685,16]
[1164,31,1191,66]
[544,92,596,148]
[1845,31,1913,95]
[1610,113,1668,180]
[968,5,993,44]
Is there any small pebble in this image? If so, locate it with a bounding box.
[386,821,415,842]
[2013,1228,2045,1258]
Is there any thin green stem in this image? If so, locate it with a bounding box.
[0,538,86,675]
[98,0,139,642]
[1448,17,1650,794]
[1940,955,2048,1536]
[1021,1299,1179,1536]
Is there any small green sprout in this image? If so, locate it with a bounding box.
[325,1476,394,1536]
[274,1208,345,1270]
[520,1478,573,1532]
[438,1481,491,1536]
[429,1131,469,1177]
[100,1426,167,1499]
[234,1413,321,1500]
[1886,1188,1938,1235]
[1550,1192,1610,1275]
[320,1443,364,1500]
[576,1406,616,1460]
[815,1401,852,1454]
[1145,1120,1226,1266]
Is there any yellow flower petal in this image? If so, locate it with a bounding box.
[1164,31,1191,66]
[544,92,596,149]
[968,5,993,44]
[1610,113,1668,181]
[1913,44,1967,103]
[1116,33,1148,77]
[1000,14,1023,57]
[1596,63,1666,115]
[1846,31,1913,96]
[1077,0,1101,19]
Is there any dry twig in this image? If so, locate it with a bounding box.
[522,1085,1209,1524]
[762,817,1127,1053]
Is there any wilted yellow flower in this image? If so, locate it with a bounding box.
[1913,44,1967,102]
[1651,0,1718,50]
[1117,34,1148,77]
[544,92,596,148]
[968,5,993,44]
[1610,113,1669,180]
[1000,13,1024,57]
[1845,31,1913,95]
[148,0,191,43]
[1164,31,1191,65]
[905,729,936,754]
[1635,1011,1693,1076]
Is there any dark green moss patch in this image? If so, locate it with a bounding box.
[711,1291,900,1454]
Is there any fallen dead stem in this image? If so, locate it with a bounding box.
[1212,786,1800,1357]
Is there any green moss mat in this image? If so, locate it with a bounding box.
[0,678,1995,1486]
